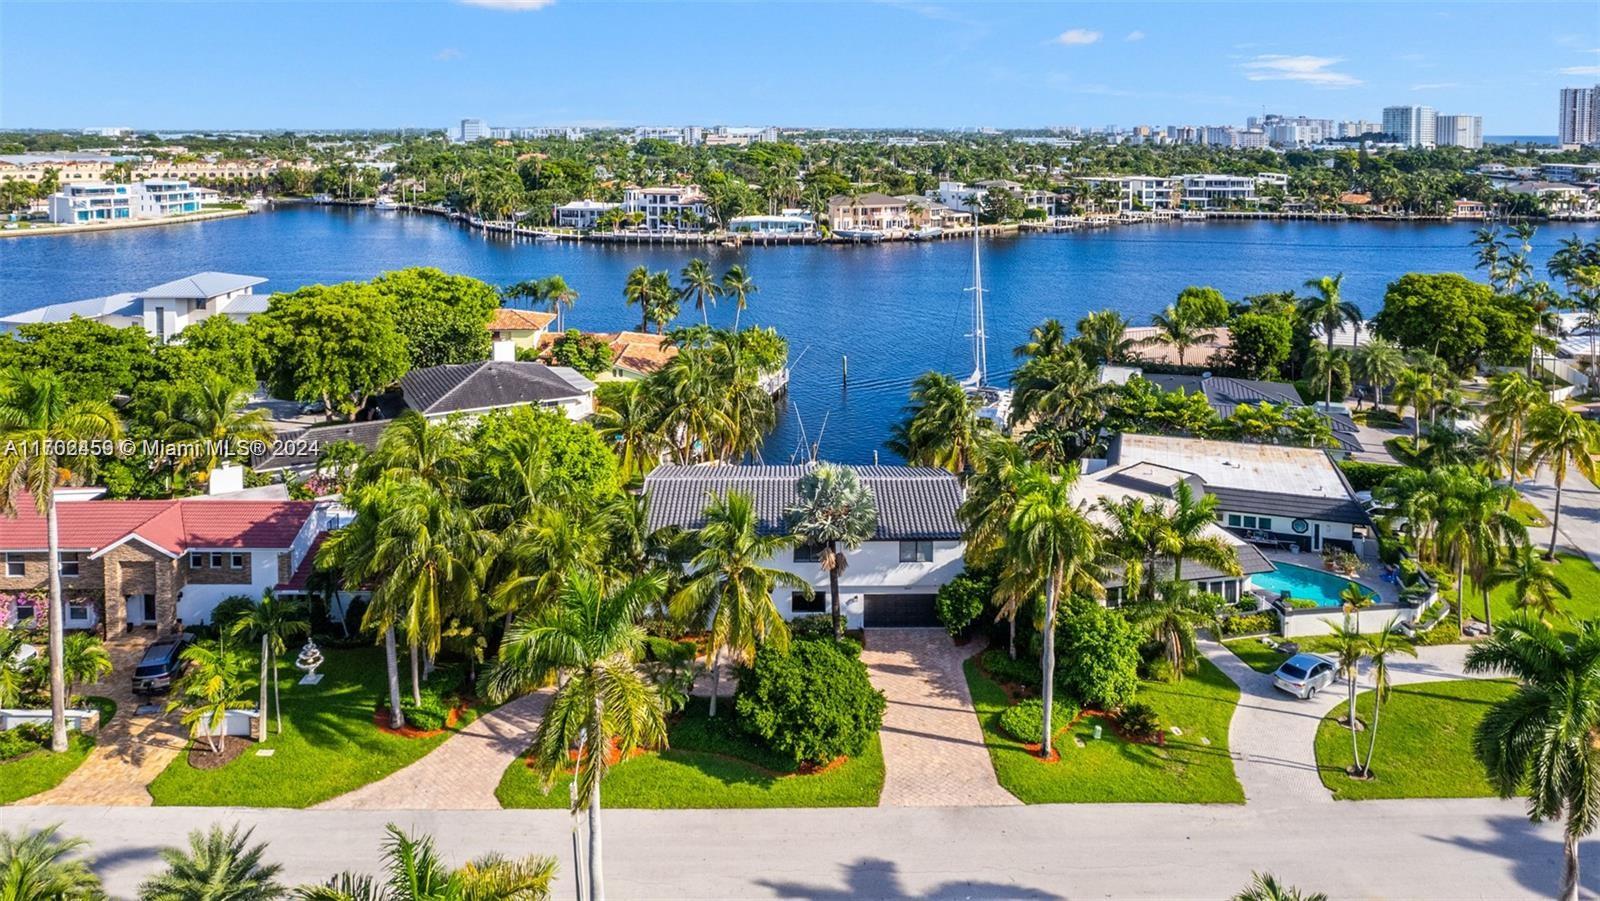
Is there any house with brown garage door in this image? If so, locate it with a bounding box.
[0,490,330,635]
[644,464,966,628]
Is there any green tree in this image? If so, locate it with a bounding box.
[230,591,309,736]
[1073,310,1133,364]
[0,318,156,405]
[1357,619,1416,778]
[0,825,103,900]
[161,372,274,485]
[1298,274,1360,351]
[538,275,578,332]
[678,258,722,326]
[1527,405,1600,559]
[59,632,111,704]
[1175,286,1229,328]
[547,330,613,379]
[1140,305,1214,367]
[1486,544,1571,624]
[167,636,252,755]
[301,824,555,901]
[1226,311,1293,379]
[721,265,758,332]
[0,369,121,752]
[1467,615,1600,901]
[1125,581,1217,679]
[1349,338,1406,409]
[369,268,499,369]
[887,372,986,475]
[1324,614,1368,773]
[787,464,879,642]
[1371,273,1495,372]
[137,824,284,901]
[485,571,668,901]
[252,283,408,418]
[1483,371,1544,484]
[592,381,663,486]
[1303,343,1351,406]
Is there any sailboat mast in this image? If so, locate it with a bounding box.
[971,220,987,387]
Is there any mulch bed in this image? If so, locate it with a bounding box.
[373,705,463,739]
[188,735,249,770]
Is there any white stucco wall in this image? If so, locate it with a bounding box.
[749,539,965,627]
[177,551,284,625]
[1280,604,1418,638]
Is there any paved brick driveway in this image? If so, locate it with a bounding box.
[315,690,549,810]
[862,629,1019,808]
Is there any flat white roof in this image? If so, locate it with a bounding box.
[1111,433,1351,499]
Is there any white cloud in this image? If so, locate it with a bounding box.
[434,47,463,61]
[1124,30,1146,42]
[1411,81,1459,90]
[1561,65,1600,75]
[1240,54,1361,87]
[1054,28,1102,46]
[459,0,555,10]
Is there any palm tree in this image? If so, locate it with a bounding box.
[485,571,668,901]
[673,490,804,715]
[886,372,985,475]
[1324,613,1367,773]
[538,275,578,332]
[1074,310,1133,364]
[138,824,284,901]
[302,824,555,901]
[787,464,879,641]
[363,411,467,493]
[1125,581,1214,679]
[0,824,102,900]
[957,437,1028,656]
[645,271,679,334]
[678,258,721,326]
[1484,371,1545,484]
[1435,467,1525,634]
[1527,404,1599,558]
[1299,274,1361,351]
[1350,339,1405,409]
[997,461,1104,757]
[502,278,545,312]
[1140,305,1214,367]
[167,636,251,755]
[1009,352,1111,458]
[592,382,663,485]
[0,630,31,708]
[721,265,758,332]
[59,632,111,705]
[1234,872,1327,901]
[1303,343,1350,407]
[1013,318,1069,360]
[1467,615,1600,901]
[1390,368,1437,445]
[1357,619,1416,778]
[229,591,309,736]
[0,368,121,752]
[163,373,273,484]
[622,266,652,332]
[1485,544,1571,623]
[318,481,406,728]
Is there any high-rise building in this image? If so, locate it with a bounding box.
[457,118,489,143]
[1559,85,1600,147]
[1381,106,1436,147]
[1435,114,1484,149]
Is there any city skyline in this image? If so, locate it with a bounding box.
[1,1,1596,133]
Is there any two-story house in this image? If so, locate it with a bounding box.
[0,492,329,634]
[644,464,965,628]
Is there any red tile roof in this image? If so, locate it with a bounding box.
[0,498,316,556]
[276,531,328,592]
[489,308,556,332]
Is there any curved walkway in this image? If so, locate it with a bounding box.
[315,691,548,811]
[862,629,1019,808]
[1201,638,1478,809]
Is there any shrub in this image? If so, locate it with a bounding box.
[1284,597,1320,610]
[399,695,450,731]
[1412,623,1459,646]
[1142,657,1178,684]
[980,648,1042,688]
[787,614,835,642]
[208,595,258,633]
[734,638,886,765]
[1220,611,1279,636]
[1055,601,1141,710]
[0,723,47,760]
[998,698,1078,743]
[1117,701,1161,741]
[1338,459,1401,493]
[934,572,992,638]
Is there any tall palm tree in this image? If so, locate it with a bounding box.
[1467,615,1600,901]
[957,436,1029,656]
[1013,318,1069,360]
[1302,343,1350,407]
[721,265,758,332]
[1485,544,1571,624]
[538,275,578,332]
[1484,371,1546,485]
[1527,404,1600,558]
[1009,352,1111,459]
[645,271,679,334]
[485,571,669,901]
[1357,619,1416,778]
[1349,339,1405,409]
[1435,467,1525,634]
[1324,613,1367,773]
[363,411,467,494]
[592,382,663,485]
[59,633,111,706]
[1390,368,1437,445]
[678,258,721,326]
[787,464,878,641]
[230,591,309,736]
[0,368,121,752]
[622,266,652,333]
[0,825,102,900]
[138,824,284,901]
[673,490,804,715]
[1299,274,1361,350]
[303,825,555,901]
[502,278,546,312]
[1140,305,1214,367]
[997,461,1104,757]
[887,372,985,475]
[318,481,406,728]
[1074,309,1133,365]
[163,373,273,485]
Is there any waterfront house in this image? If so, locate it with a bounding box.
[727,212,817,236]
[826,192,910,233]
[401,343,596,422]
[1103,433,1374,555]
[487,307,556,350]
[0,491,330,632]
[621,185,708,231]
[1132,371,1365,453]
[644,464,965,628]
[552,199,621,230]
[47,178,203,224]
[897,196,974,229]
[1076,176,1178,213]
[1451,199,1487,220]
[0,272,269,344]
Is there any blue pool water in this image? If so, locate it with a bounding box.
[1251,562,1380,607]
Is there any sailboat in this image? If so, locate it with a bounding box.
[959,226,1012,431]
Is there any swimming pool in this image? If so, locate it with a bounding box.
[1250,562,1381,607]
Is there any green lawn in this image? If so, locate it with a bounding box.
[0,696,116,805]
[148,647,477,808]
[496,699,884,809]
[1224,635,1392,673]
[1509,496,1550,528]
[1460,553,1600,632]
[965,656,1244,804]
[1314,679,1515,800]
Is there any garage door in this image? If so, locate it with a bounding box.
[864,593,940,628]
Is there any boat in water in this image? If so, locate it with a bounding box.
[958,225,1013,431]
[373,197,400,211]
[534,233,559,243]
[1179,210,1207,221]
[833,228,885,242]
[911,226,943,240]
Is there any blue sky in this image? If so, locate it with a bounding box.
[3,1,1597,132]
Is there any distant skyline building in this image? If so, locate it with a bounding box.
[457,118,488,143]
[1382,105,1437,147]
[1435,114,1483,149]
[1559,85,1600,147]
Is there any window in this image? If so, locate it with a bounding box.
[230,553,245,570]
[793,544,823,563]
[59,554,79,578]
[899,540,934,563]
[5,553,23,577]
[1226,514,1242,528]
[16,601,37,622]
[790,591,826,614]
[210,553,223,568]
[189,552,202,569]
[67,604,89,622]
[1259,518,1273,532]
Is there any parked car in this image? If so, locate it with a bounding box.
[132,634,195,695]
[1271,653,1338,699]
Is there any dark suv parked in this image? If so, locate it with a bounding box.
[132,634,194,695]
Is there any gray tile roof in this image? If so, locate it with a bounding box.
[1141,374,1364,452]
[644,464,964,540]
[400,361,593,416]
[1206,486,1370,525]
[252,419,391,473]
[1101,542,1275,589]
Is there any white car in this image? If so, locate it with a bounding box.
[1272,653,1339,699]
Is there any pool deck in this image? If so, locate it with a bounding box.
[1255,550,1404,605]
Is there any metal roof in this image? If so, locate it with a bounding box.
[140,272,267,299]
[644,464,964,540]
[0,293,139,326]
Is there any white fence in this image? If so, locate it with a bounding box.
[196,708,258,739]
[0,707,101,733]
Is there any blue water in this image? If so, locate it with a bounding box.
[4,206,1597,462]
[1252,562,1379,607]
